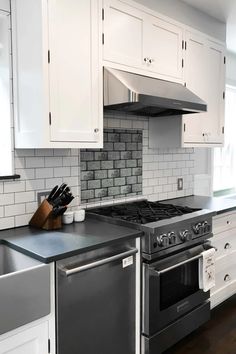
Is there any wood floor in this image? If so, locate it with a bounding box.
[164,295,236,354]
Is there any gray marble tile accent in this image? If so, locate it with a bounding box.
[80,129,143,203]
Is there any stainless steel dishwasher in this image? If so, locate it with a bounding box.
[56,239,138,354]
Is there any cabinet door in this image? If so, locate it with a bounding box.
[144,15,184,81]
[0,322,48,354]
[48,0,101,143]
[103,0,144,69]
[204,41,225,144]
[183,32,208,143]
[184,32,225,145]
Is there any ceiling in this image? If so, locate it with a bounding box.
[181,0,236,53]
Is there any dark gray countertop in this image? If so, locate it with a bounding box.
[0,216,142,263]
[162,195,236,215]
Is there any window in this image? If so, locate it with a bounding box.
[213,85,236,194]
[0,11,13,177]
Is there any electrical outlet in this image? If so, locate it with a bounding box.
[177,178,183,191]
[37,191,51,206]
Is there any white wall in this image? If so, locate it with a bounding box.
[0,0,10,12]
[226,51,236,86]
[134,0,226,41]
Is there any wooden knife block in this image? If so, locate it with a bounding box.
[29,199,62,230]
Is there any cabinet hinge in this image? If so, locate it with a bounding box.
[182,59,184,68]
[224,56,226,64]
[222,126,224,134]
[49,112,52,125]
[184,123,186,132]
[48,339,51,353]
[102,33,105,45]
[102,8,104,20]
[48,50,50,64]
[223,91,225,100]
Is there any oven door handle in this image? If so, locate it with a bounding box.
[153,254,202,275]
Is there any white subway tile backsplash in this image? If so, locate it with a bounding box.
[0,194,14,206]
[54,167,71,178]
[25,179,45,191]
[15,168,35,180]
[4,180,25,193]
[35,168,53,179]
[15,191,35,204]
[15,149,35,157]
[45,157,63,167]
[15,213,33,228]
[5,203,26,217]
[25,157,45,168]
[45,177,63,189]
[0,115,194,230]
[53,149,71,157]
[63,156,79,167]
[35,149,54,157]
[0,217,15,230]
[14,157,25,169]
[26,202,38,214]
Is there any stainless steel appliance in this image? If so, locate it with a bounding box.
[56,240,138,354]
[104,67,207,117]
[89,200,215,354]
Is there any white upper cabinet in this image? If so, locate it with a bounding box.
[183,31,225,146]
[12,0,103,149]
[103,0,184,83]
[144,16,184,80]
[183,32,208,144]
[149,30,226,149]
[0,0,10,12]
[103,0,144,69]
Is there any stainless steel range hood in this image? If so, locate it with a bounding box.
[104,67,207,117]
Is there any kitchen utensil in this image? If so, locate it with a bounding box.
[52,206,67,218]
[47,185,58,203]
[51,183,67,201]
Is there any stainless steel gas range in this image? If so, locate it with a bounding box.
[88,199,215,354]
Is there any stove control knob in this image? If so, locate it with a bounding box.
[179,230,191,242]
[157,234,169,247]
[193,222,202,234]
[202,221,211,233]
[168,232,177,245]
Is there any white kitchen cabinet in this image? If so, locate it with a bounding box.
[12,0,103,149]
[0,322,49,354]
[103,0,184,82]
[211,211,236,308]
[183,32,225,146]
[0,0,10,12]
[149,31,226,149]
[144,15,184,80]
[103,0,144,70]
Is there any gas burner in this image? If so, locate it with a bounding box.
[90,200,200,225]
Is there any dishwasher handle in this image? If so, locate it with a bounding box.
[60,248,138,277]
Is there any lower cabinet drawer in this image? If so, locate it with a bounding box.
[213,211,236,235]
[211,228,236,260]
[211,254,236,298]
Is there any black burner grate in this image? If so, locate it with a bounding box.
[90,200,200,224]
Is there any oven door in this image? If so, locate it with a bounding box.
[142,244,212,336]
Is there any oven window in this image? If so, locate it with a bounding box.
[160,259,199,310]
